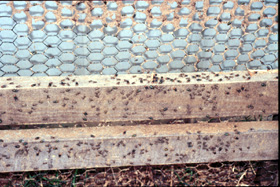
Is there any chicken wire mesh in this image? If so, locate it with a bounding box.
[0,0,278,77]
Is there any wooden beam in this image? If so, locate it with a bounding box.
[0,70,278,126]
[0,121,278,172]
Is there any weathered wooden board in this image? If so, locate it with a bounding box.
[0,70,278,126]
[0,121,278,172]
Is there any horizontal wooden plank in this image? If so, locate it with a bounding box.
[0,70,278,126]
[0,121,278,172]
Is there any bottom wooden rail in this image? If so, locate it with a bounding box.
[0,121,278,172]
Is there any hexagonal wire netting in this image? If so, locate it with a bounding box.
[0,0,278,77]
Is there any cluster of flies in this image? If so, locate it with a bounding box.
[0,71,273,125]
[0,122,251,170]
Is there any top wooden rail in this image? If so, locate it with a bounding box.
[0,70,278,126]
